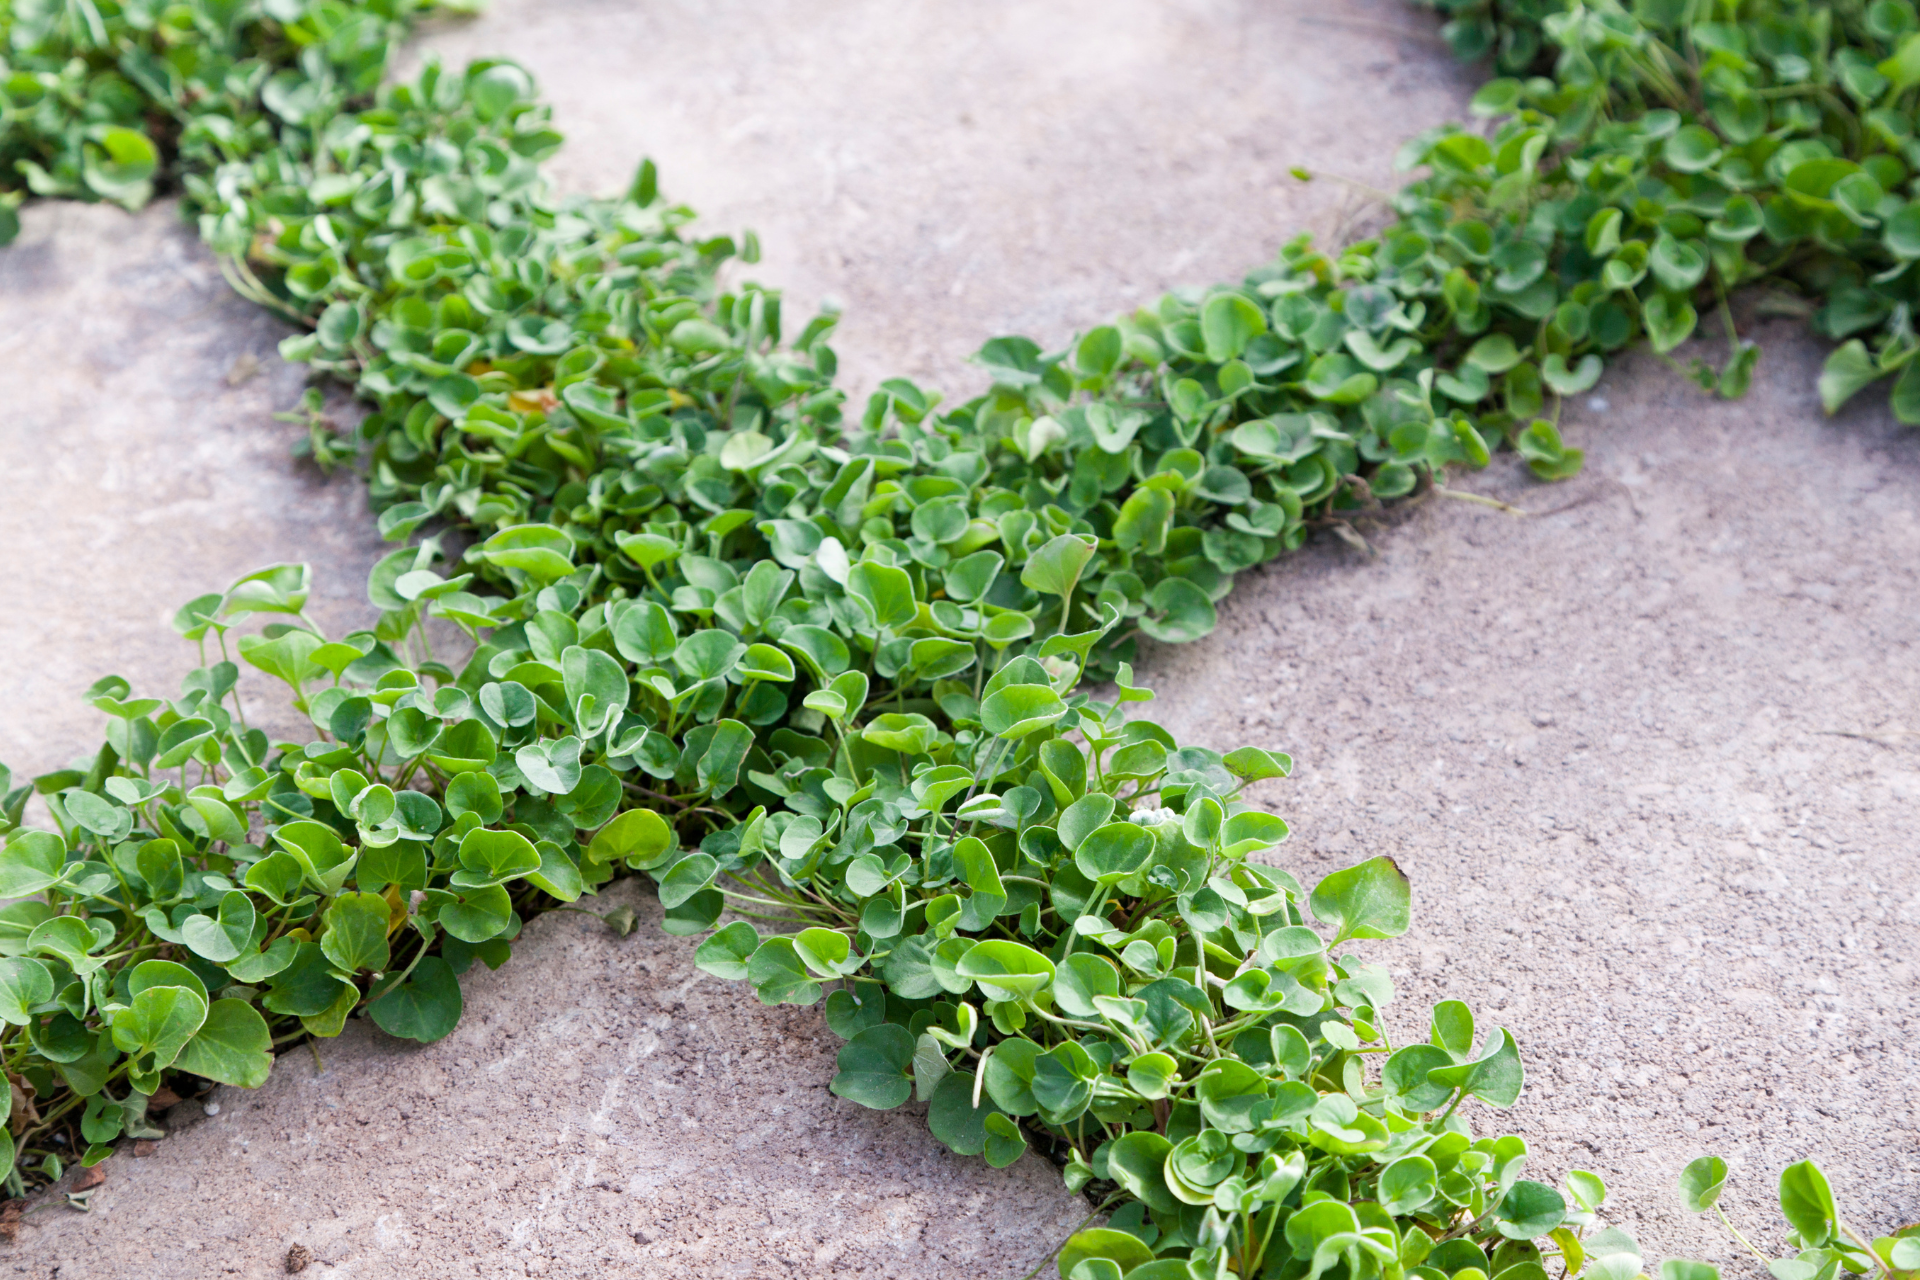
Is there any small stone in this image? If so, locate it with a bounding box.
[147,1086,182,1111]
[286,1243,315,1274]
[203,1100,221,1116]
[133,1141,159,1158]
[72,1165,106,1192]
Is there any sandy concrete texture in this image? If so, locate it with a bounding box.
[406,0,1478,399]
[1146,329,1920,1260]
[2,0,1918,1276]
[0,200,390,783]
[1,880,1088,1278]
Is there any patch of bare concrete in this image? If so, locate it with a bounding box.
[1150,329,1920,1262]
[0,200,387,782]
[405,0,1476,398]
[1,881,1085,1278]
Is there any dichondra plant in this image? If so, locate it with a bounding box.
[0,551,1599,1277]
[1,0,1914,1270]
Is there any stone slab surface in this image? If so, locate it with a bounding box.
[0,200,388,783]
[1,881,1087,1279]
[407,0,1477,397]
[1147,331,1920,1261]
[3,0,1917,1276]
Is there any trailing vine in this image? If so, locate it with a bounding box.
[1,0,1915,1275]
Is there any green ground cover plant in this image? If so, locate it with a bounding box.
[1678,1157,1920,1280]
[2,0,1916,1274]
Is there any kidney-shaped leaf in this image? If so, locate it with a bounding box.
[1058,1229,1157,1280]
[1020,534,1097,599]
[1380,1155,1438,1215]
[0,958,54,1027]
[110,985,208,1070]
[955,940,1054,1002]
[457,828,541,886]
[1073,822,1154,884]
[181,891,257,964]
[320,892,393,974]
[368,956,464,1044]
[1778,1160,1838,1247]
[1495,1180,1567,1240]
[829,1023,915,1110]
[1679,1155,1728,1213]
[0,832,67,898]
[979,684,1067,739]
[174,998,274,1087]
[1426,1026,1524,1108]
[1309,855,1411,942]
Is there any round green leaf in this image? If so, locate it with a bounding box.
[982,1112,1026,1168]
[978,684,1067,739]
[1124,1051,1179,1101]
[1057,1229,1156,1280]
[1106,1131,1180,1212]
[1495,1179,1567,1239]
[954,939,1054,1002]
[829,1023,915,1110]
[174,998,275,1087]
[657,852,719,909]
[1200,291,1268,363]
[1073,821,1154,885]
[1020,534,1097,599]
[426,718,499,774]
[0,831,68,897]
[0,958,54,1027]
[588,807,674,869]
[1425,1027,1525,1108]
[1380,1155,1438,1214]
[1678,1155,1728,1213]
[1139,577,1216,644]
[746,936,822,1005]
[927,1070,1000,1156]
[1309,855,1411,942]
[1662,125,1723,173]
[694,921,761,981]
[1053,953,1121,1018]
[320,892,394,974]
[1384,1043,1455,1112]
[368,956,464,1044]
[737,643,795,682]
[110,984,208,1070]
[445,771,504,825]
[1778,1160,1838,1246]
[180,890,257,964]
[457,828,541,885]
[438,883,514,943]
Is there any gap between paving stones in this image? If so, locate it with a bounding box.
[0,0,1912,1274]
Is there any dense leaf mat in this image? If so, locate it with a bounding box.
[1,0,1916,1273]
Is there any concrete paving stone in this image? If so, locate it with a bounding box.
[0,200,388,784]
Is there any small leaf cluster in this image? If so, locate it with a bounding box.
[1675,1155,1918,1280]
[678,650,1602,1277]
[0,560,638,1191]
[1422,0,1920,423]
[2,545,1596,1273]
[0,0,466,239]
